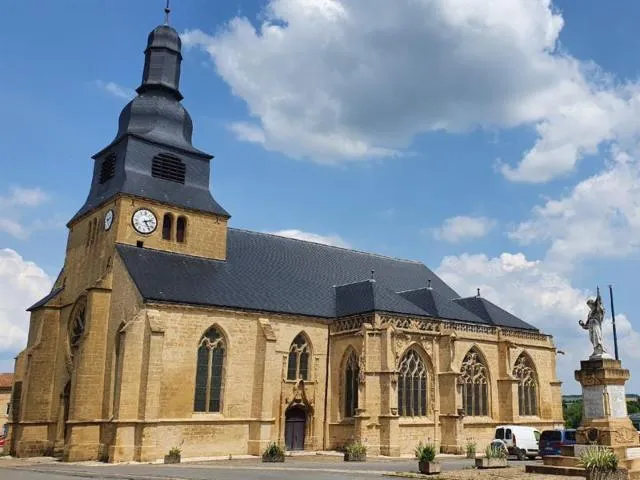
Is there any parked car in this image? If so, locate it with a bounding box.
[494,425,541,460]
[539,429,576,456]
[0,435,5,448]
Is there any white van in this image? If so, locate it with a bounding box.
[493,425,540,460]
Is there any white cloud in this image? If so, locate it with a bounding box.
[436,251,640,392]
[268,229,351,248]
[0,249,52,353]
[431,216,496,243]
[95,80,135,100]
[182,0,640,180]
[509,147,640,267]
[0,187,56,239]
[0,187,48,208]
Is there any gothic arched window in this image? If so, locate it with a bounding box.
[69,299,87,353]
[344,350,359,418]
[176,216,187,243]
[194,327,226,413]
[162,213,173,240]
[513,353,538,416]
[287,333,311,380]
[398,348,428,417]
[459,349,489,416]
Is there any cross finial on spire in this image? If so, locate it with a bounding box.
[164,0,171,25]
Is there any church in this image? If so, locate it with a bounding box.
[5,13,563,463]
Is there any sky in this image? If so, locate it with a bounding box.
[1,0,640,395]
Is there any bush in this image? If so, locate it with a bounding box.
[415,441,437,463]
[485,443,507,459]
[345,441,367,457]
[578,446,618,473]
[465,439,477,457]
[168,446,181,457]
[262,442,285,461]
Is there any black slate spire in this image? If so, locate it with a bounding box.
[137,23,183,100]
[69,11,230,224]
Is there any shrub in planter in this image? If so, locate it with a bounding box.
[578,446,620,480]
[164,446,181,464]
[465,439,477,459]
[476,443,508,469]
[344,441,367,462]
[262,442,285,463]
[415,441,440,475]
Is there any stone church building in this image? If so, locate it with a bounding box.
[6,16,563,463]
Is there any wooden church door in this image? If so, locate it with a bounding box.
[284,407,306,451]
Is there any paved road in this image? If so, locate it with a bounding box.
[0,455,542,480]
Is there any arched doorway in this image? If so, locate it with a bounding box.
[284,407,306,451]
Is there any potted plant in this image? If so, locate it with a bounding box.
[344,441,367,462]
[476,443,508,469]
[578,446,620,480]
[465,438,477,459]
[262,442,285,463]
[164,445,181,464]
[415,441,440,475]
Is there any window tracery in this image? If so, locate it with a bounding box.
[397,348,428,417]
[459,349,489,416]
[344,350,359,418]
[287,333,311,381]
[513,353,538,416]
[194,327,225,413]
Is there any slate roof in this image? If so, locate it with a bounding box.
[335,280,431,318]
[453,297,537,331]
[0,373,13,389]
[397,287,487,324]
[112,228,538,331]
[27,287,63,312]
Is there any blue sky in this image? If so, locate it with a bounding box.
[1,0,640,394]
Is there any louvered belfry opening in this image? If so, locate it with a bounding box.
[99,154,116,184]
[152,153,186,184]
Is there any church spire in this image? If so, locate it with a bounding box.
[137,4,183,101]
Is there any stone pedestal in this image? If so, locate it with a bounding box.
[574,359,639,452]
[527,358,640,479]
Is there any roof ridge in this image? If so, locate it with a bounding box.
[115,243,226,263]
[229,228,423,265]
[333,278,375,289]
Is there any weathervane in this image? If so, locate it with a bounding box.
[164,0,171,25]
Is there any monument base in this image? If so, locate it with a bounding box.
[526,358,640,479]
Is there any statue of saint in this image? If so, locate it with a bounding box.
[579,289,609,359]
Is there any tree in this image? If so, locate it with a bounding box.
[627,401,640,415]
[563,401,583,428]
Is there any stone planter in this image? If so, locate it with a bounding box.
[418,461,441,475]
[344,452,367,462]
[262,453,285,463]
[164,454,180,464]
[475,458,507,469]
[585,469,627,480]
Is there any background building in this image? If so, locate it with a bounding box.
[0,373,13,437]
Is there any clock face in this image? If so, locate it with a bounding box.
[104,210,114,231]
[132,208,157,234]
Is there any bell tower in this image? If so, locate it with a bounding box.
[67,5,229,263]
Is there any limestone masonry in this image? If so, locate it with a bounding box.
[4,15,563,463]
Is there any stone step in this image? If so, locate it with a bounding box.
[629,469,640,480]
[623,458,640,471]
[543,455,581,468]
[526,464,586,477]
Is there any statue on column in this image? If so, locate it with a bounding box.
[579,288,609,359]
